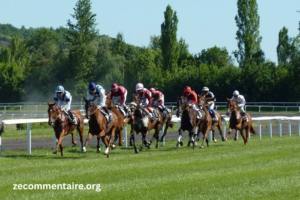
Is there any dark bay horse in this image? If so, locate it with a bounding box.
[198,95,226,143]
[226,98,256,145]
[47,102,84,156]
[130,94,164,153]
[82,97,118,157]
[176,97,201,149]
[105,92,134,147]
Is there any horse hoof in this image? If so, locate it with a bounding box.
[135,149,139,154]
[53,151,57,154]
[180,141,183,146]
[82,147,87,153]
[213,139,217,143]
[97,148,101,153]
[200,145,204,149]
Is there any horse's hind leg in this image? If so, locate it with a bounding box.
[226,128,233,141]
[132,133,139,153]
[60,143,63,156]
[71,132,77,145]
[77,126,84,152]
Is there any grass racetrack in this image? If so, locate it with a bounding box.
[1,135,300,200]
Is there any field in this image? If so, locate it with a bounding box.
[1,135,300,200]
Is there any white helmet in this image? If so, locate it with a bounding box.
[55,85,64,93]
[136,83,144,91]
[233,90,239,96]
[202,87,209,92]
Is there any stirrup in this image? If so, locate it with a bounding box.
[213,117,218,122]
[70,118,77,125]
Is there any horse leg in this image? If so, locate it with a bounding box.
[160,121,169,142]
[200,128,210,148]
[154,129,160,149]
[53,131,65,155]
[217,123,225,142]
[132,133,139,153]
[59,142,63,156]
[177,129,183,147]
[226,128,233,141]
[118,128,123,146]
[77,126,84,152]
[106,128,116,158]
[140,132,145,151]
[244,127,250,146]
[71,132,77,145]
[83,132,93,153]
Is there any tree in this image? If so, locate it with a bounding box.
[277,27,291,65]
[65,0,99,97]
[196,46,234,68]
[233,0,264,68]
[160,5,179,72]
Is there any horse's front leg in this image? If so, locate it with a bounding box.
[83,132,93,153]
[71,131,77,145]
[77,126,84,152]
[132,132,139,154]
[200,128,210,148]
[177,128,183,147]
[53,130,65,155]
[226,128,233,141]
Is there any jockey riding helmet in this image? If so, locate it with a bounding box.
[184,86,191,93]
[202,87,209,92]
[149,88,156,93]
[111,83,119,90]
[88,82,96,91]
[55,85,64,93]
[233,90,239,96]
[136,83,144,91]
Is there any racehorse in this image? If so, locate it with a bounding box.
[130,94,164,153]
[226,98,256,145]
[47,102,84,156]
[176,96,201,149]
[105,92,134,147]
[151,102,174,142]
[198,95,226,142]
[82,97,118,157]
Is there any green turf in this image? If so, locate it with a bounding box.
[0,135,300,200]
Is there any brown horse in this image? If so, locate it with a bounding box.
[198,95,226,142]
[47,102,84,156]
[105,92,134,147]
[82,97,118,157]
[176,97,201,149]
[151,102,174,142]
[130,94,164,153]
[226,98,256,145]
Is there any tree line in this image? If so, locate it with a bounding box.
[0,0,299,103]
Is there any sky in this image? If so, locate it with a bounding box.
[0,0,299,64]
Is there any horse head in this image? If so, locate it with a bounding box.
[83,97,98,119]
[105,92,115,109]
[176,97,187,117]
[226,98,237,112]
[47,101,61,126]
[197,94,206,110]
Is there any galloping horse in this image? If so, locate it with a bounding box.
[105,92,134,147]
[130,94,164,153]
[176,97,201,149]
[82,97,118,158]
[226,98,256,145]
[47,102,84,156]
[198,95,226,142]
[151,103,174,142]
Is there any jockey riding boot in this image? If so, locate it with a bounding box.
[68,110,77,125]
[196,109,202,119]
[124,106,130,117]
[163,108,168,118]
[103,106,113,123]
[242,112,248,122]
[152,110,159,120]
[212,112,218,122]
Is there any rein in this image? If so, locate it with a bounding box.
[88,106,100,116]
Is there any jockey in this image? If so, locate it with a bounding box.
[181,86,202,119]
[201,86,218,121]
[230,90,248,122]
[53,85,77,124]
[149,88,170,118]
[87,82,113,123]
[135,83,158,120]
[110,83,130,117]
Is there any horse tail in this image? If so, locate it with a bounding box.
[250,125,257,135]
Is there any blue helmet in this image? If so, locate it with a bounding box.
[55,85,64,93]
[88,82,96,91]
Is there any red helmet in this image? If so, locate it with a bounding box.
[184,86,191,93]
[149,88,156,93]
[111,83,119,90]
